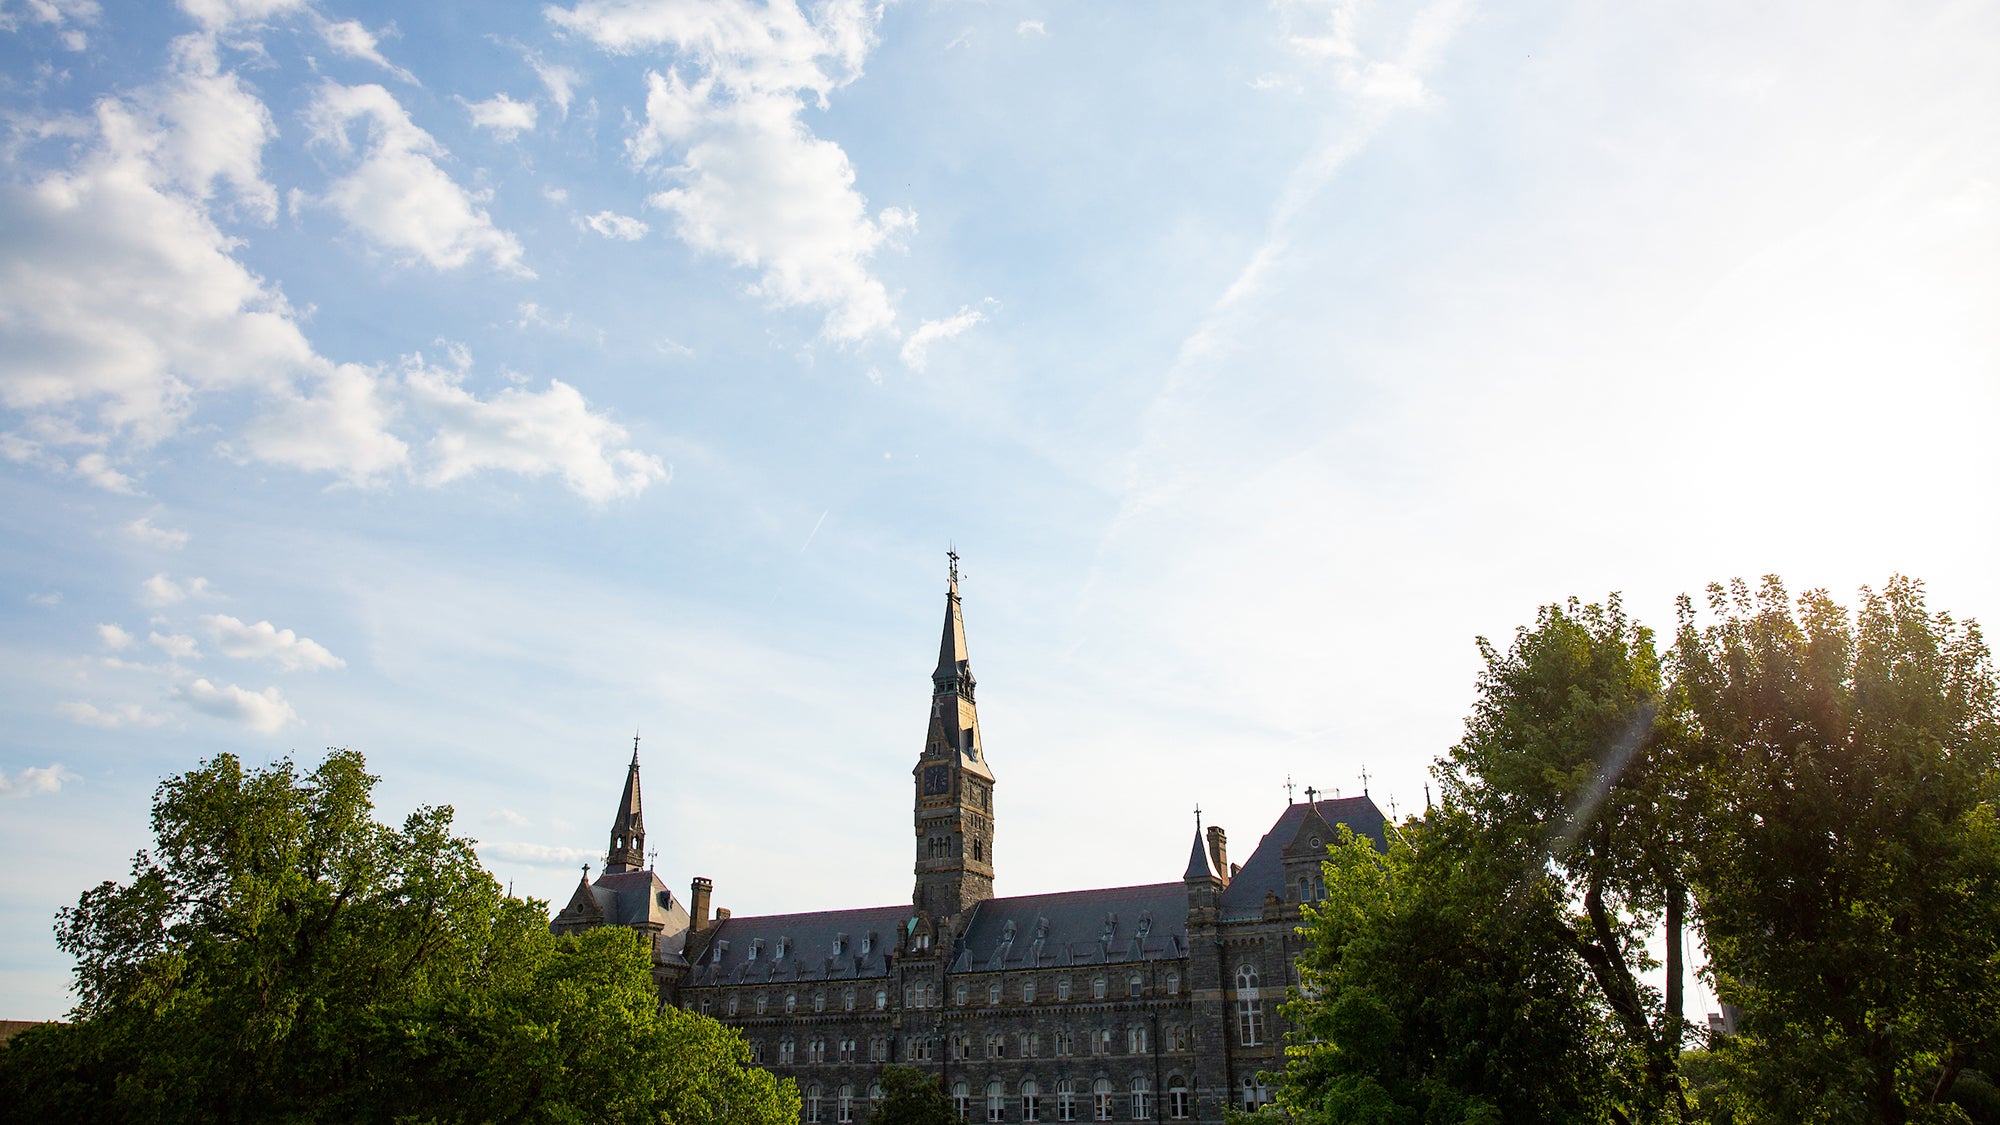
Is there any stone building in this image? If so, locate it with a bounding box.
[550,560,1387,1124]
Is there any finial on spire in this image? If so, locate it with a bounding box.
[1304,785,1317,803]
[632,727,641,763]
[647,845,659,870]
[1360,766,1371,796]
[1284,775,1295,804]
[581,862,591,878]
[1193,803,1202,831]
[947,546,961,586]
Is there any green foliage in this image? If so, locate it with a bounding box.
[870,1065,958,1125]
[1676,577,2000,1124]
[1279,813,1619,1125]
[1440,595,1693,1119]
[0,750,800,1125]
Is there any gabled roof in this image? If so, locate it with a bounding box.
[1217,796,1386,920]
[685,904,912,986]
[592,869,691,951]
[953,883,1189,971]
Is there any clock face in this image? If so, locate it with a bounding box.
[922,765,950,796]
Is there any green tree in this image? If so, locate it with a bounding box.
[1441,595,1693,1119]
[1675,577,2000,1124]
[0,750,800,1125]
[869,1065,958,1125]
[1279,811,1620,1125]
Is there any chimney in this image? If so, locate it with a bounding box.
[1206,827,1228,887]
[690,876,713,932]
[715,908,731,924]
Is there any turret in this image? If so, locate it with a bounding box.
[604,735,646,874]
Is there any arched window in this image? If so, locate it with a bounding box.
[756,994,768,1015]
[1167,1077,1190,1120]
[988,1079,1007,1122]
[1128,972,1143,998]
[809,1038,827,1064]
[870,1083,885,1105]
[1057,977,1072,1001]
[806,1084,823,1124]
[1236,964,1259,991]
[1298,875,1310,901]
[1091,976,1107,1000]
[1055,1080,1078,1122]
[838,1084,855,1124]
[1092,1078,1114,1121]
[956,982,970,1006]
[1021,1079,1041,1122]
[843,987,855,1011]
[1023,978,1038,1003]
[1164,971,1180,995]
[814,992,826,1013]
[953,1080,971,1121]
[1240,1077,1271,1110]
[875,988,888,1010]
[1127,1025,1147,1054]
[1130,1076,1152,1120]
[726,995,739,1016]
[786,992,798,1013]
[989,981,1003,1005]
[779,1037,795,1065]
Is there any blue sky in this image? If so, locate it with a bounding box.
[2,0,1995,1021]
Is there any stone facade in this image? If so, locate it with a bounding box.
[550,562,1386,1124]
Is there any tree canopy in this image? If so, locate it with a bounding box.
[0,750,800,1125]
[1280,576,2000,1125]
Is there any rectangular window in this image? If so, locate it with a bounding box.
[1169,1089,1189,1120]
[840,1038,856,1063]
[1093,1089,1112,1121]
[1128,1026,1147,1054]
[1130,1082,1151,1121]
[909,1037,933,1062]
[1023,1093,1040,1122]
[1023,979,1037,1003]
[1056,1087,1076,1122]
[1238,999,1264,1046]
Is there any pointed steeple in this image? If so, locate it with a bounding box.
[932,549,975,700]
[604,733,646,874]
[1184,824,1218,881]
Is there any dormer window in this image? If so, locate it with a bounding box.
[714,940,730,964]
[861,934,873,955]
[833,934,847,957]
[777,937,790,960]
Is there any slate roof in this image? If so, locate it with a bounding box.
[592,870,691,954]
[952,883,1188,971]
[685,904,911,986]
[1217,796,1386,920]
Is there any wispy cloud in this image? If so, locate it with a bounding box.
[140,573,215,607]
[200,613,345,671]
[56,701,169,729]
[178,677,298,732]
[0,763,80,797]
[316,16,418,84]
[579,209,649,240]
[305,82,531,275]
[901,305,988,370]
[459,92,537,141]
[127,516,190,548]
[479,840,597,867]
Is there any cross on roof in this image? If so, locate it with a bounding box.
[947,547,960,584]
[1193,804,1202,831]
[1284,775,1295,804]
[1359,766,1372,795]
[1304,785,1318,803]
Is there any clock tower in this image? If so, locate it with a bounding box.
[912,552,996,918]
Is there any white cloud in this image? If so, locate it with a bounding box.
[0,53,310,452]
[900,305,987,370]
[57,700,169,728]
[304,82,530,275]
[128,516,190,548]
[479,841,598,867]
[3,0,100,47]
[316,17,418,84]
[240,361,411,483]
[178,677,297,732]
[140,572,213,606]
[1017,20,1047,37]
[200,612,344,671]
[551,0,910,341]
[97,623,135,649]
[579,209,649,240]
[0,763,80,797]
[487,808,530,827]
[527,54,582,117]
[73,452,138,493]
[402,354,668,502]
[148,630,201,661]
[460,92,537,141]
[27,592,63,607]
[177,0,305,32]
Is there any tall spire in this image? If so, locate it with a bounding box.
[932,548,974,699]
[603,734,646,874]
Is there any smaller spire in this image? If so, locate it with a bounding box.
[1183,819,1218,881]
[632,727,641,764]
